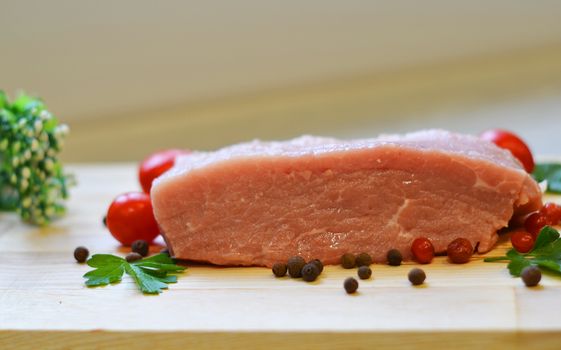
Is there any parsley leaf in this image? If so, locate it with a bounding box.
[125,264,172,294]
[484,226,561,277]
[83,253,186,294]
[532,225,560,250]
[506,253,531,276]
[532,163,561,194]
[84,254,126,287]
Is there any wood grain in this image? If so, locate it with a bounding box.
[1,164,560,349]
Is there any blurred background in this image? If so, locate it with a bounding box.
[1,0,561,162]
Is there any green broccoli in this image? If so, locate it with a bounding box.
[0,91,73,225]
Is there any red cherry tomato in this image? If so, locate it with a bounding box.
[411,237,435,264]
[524,212,548,239]
[106,192,160,246]
[139,149,188,193]
[540,202,561,225]
[479,129,535,173]
[510,230,534,253]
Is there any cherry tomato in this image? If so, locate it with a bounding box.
[540,202,561,225]
[524,212,548,239]
[447,238,473,264]
[139,149,188,193]
[106,192,160,246]
[411,237,435,264]
[479,129,535,173]
[510,230,534,253]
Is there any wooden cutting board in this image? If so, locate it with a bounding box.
[1,164,560,350]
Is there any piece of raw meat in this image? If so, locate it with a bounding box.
[151,130,542,267]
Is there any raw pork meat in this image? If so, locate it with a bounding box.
[151,130,542,266]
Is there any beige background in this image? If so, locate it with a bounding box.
[1,1,561,161]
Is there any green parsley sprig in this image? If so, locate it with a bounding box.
[84,253,186,294]
[533,163,561,194]
[484,226,561,276]
[0,91,72,225]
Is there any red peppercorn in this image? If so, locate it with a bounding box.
[411,237,435,264]
[540,202,561,225]
[447,238,473,264]
[510,231,535,253]
[524,212,548,238]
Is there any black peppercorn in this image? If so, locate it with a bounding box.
[344,277,359,294]
[309,259,324,274]
[131,240,149,257]
[287,256,306,278]
[387,249,402,266]
[73,246,89,263]
[357,266,372,280]
[301,263,320,282]
[341,253,356,269]
[126,252,142,263]
[408,268,426,286]
[102,215,107,227]
[272,263,287,277]
[355,252,372,267]
[521,266,541,287]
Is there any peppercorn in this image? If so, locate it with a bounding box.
[357,266,372,280]
[73,246,89,263]
[131,239,149,257]
[287,256,306,278]
[521,266,541,287]
[102,215,107,227]
[447,238,473,264]
[309,259,324,274]
[344,277,359,294]
[387,249,402,266]
[408,268,426,286]
[341,253,356,269]
[126,252,142,263]
[272,262,287,277]
[411,237,435,264]
[355,252,372,267]
[301,263,320,282]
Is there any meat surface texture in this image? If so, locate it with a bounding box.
[151,130,542,267]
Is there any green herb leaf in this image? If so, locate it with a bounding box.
[125,264,171,294]
[534,259,561,274]
[87,254,125,267]
[137,253,176,264]
[84,263,126,287]
[133,261,185,272]
[506,255,531,276]
[533,226,560,250]
[83,253,185,294]
[485,226,561,278]
[532,163,561,193]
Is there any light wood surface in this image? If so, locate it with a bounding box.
[1,164,561,349]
